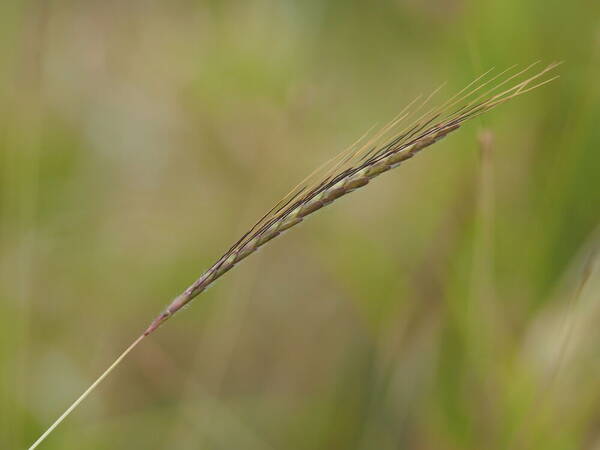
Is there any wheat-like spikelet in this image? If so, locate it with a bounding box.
[28,62,560,450]
[143,61,560,335]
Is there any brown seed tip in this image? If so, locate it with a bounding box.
[143,311,170,336]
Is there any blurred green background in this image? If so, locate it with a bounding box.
[1,1,600,449]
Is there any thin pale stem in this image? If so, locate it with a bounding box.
[27,334,146,450]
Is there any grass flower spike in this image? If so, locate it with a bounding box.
[28,62,560,450]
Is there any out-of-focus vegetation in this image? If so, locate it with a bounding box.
[1,1,599,449]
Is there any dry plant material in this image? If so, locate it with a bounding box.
[29,62,560,449]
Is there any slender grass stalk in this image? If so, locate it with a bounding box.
[28,62,560,449]
[28,336,144,450]
[508,247,597,450]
